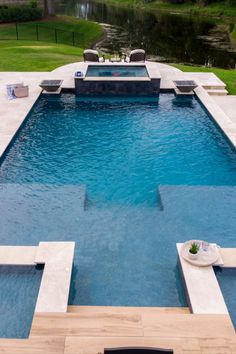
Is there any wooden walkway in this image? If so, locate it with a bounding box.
[0,306,235,354]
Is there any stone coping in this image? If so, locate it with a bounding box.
[77,61,161,81]
[194,86,236,148]
[35,242,75,313]
[177,243,228,315]
[220,248,236,268]
[83,76,151,82]
[0,246,37,265]
[0,242,75,313]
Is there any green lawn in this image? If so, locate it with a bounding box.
[0,40,86,71]
[0,16,103,71]
[171,63,236,95]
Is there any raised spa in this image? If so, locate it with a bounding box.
[74,63,161,95]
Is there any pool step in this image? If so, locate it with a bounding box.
[206,88,228,96]
[202,84,226,90]
[67,305,190,314]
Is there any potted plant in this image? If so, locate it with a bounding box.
[188,242,200,260]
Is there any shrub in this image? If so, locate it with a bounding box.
[29,0,38,8]
[0,4,43,23]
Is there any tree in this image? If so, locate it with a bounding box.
[43,0,55,16]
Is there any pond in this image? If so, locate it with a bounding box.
[56,0,236,68]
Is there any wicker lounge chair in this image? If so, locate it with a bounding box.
[83,49,105,62]
[129,49,146,62]
[104,347,173,354]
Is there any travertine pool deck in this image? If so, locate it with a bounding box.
[213,95,236,125]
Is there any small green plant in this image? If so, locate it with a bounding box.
[189,242,200,254]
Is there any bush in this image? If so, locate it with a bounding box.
[0,4,43,23]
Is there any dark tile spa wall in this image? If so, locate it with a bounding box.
[74,78,161,95]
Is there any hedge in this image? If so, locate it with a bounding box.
[0,4,43,23]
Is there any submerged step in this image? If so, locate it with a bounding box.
[0,184,86,242]
[158,185,236,245]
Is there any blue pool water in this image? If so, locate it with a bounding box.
[86,65,148,77]
[0,265,43,338]
[215,268,236,328]
[0,94,236,336]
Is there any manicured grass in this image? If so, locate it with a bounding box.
[0,40,85,71]
[172,63,236,95]
[0,16,103,71]
[0,15,103,47]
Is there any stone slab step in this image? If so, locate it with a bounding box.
[207,89,228,96]
[202,85,226,90]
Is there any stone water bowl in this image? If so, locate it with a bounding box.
[39,80,63,92]
[173,80,198,92]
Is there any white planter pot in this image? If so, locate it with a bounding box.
[188,251,199,260]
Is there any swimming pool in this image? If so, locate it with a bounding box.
[86,65,149,77]
[0,94,236,315]
[215,267,236,328]
[0,265,43,338]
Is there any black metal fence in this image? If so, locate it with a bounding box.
[0,22,85,47]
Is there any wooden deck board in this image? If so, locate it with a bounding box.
[64,336,183,354]
[0,336,65,354]
[0,306,235,354]
[30,311,143,337]
[67,306,190,315]
[143,314,235,338]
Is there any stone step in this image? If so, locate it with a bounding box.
[207,89,228,96]
[202,85,226,90]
